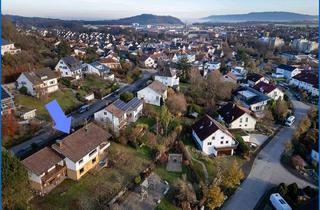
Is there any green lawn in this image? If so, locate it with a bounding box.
[31,143,152,210]
[79,75,118,97]
[15,90,81,120]
[136,116,156,128]
[179,82,190,94]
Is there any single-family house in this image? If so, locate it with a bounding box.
[223,72,238,83]
[99,54,121,70]
[55,56,83,79]
[218,103,256,131]
[94,97,143,132]
[289,72,319,96]
[192,115,238,156]
[16,69,59,97]
[154,67,179,88]
[204,61,221,72]
[1,85,15,114]
[275,64,301,80]
[139,55,156,68]
[231,66,247,81]
[246,73,269,87]
[254,82,284,101]
[234,86,271,113]
[1,39,21,55]
[137,81,168,106]
[85,61,114,80]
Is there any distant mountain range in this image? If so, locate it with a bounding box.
[4,14,183,29]
[201,12,318,23]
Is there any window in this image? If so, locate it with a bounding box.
[220,141,223,144]
[239,125,242,127]
[212,136,215,140]
[246,117,248,122]
[221,136,224,139]
[240,118,242,123]
[245,124,247,127]
[89,149,97,157]
[104,112,107,115]
[92,158,96,164]
[80,168,84,174]
[226,141,229,144]
[78,159,83,164]
[207,142,212,146]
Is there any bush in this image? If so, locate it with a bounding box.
[19,86,28,95]
[287,183,299,201]
[59,78,72,88]
[134,175,142,184]
[235,135,249,157]
[120,91,134,102]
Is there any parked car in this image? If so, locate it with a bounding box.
[285,116,295,127]
[78,104,90,114]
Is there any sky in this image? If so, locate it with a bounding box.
[2,0,319,20]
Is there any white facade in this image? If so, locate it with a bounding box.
[55,59,82,79]
[144,57,155,68]
[137,87,167,106]
[204,62,221,71]
[276,67,300,80]
[154,75,179,87]
[220,112,256,131]
[94,108,127,132]
[248,77,269,87]
[1,43,21,55]
[192,129,236,156]
[290,78,319,96]
[16,73,59,97]
[266,88,284,101]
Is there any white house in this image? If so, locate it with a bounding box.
[1,39,21,55]
[172,53,196,63]
[231,66,247,81]
[246,73,269,87]
[218,103,256,131]
[140,55,155,68]
[85,61,114,80]
[94,97,143,132]
[204,61,221,72]
[55,56,83,79]
[275,64,301,80]
[137,81,168,106]
[289,72,319,96]
[192,115,238,156]
[154,67,179,88]
[254,81,284,101]
[16,69,59,97]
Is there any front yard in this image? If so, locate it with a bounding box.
[15,90,81,121]
[31,143,152,210]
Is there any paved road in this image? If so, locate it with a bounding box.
[222,99,316,210]
[9,70,156,158]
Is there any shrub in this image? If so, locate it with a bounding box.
[120,91,134,102]
[19,86,28,95]
[235,135,249,157]
[134,175,142,184]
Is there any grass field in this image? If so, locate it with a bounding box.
[31,143,152,210]
[15,90,81,120]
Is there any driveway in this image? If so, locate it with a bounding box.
[249,134,268,146]
[222,100,315,210]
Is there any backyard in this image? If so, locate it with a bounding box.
[31,143,153,210]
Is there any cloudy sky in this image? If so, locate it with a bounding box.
[2,0,318,20]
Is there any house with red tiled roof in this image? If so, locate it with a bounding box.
[289,71,319,96]
[254,81,284,101]
[191,115,238,156]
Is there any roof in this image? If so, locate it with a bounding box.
[158,67,177,77]
[23,68,57,85]
[147,81,167,95]
[89,61,110,73]
[2,39,11,46]
[235,86,271,105]
[277,64,296,72]
[22,147,64,176]
[246,73,263,82]
[292,71,318,88]
[254,81,277,94]
[191,114,233,141]
[1,86,12,100]
[113,97,142,112]
[61,56,82,71]
[218,103,251,124]
[52,123,111,162]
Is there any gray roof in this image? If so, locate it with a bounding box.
[89,61,110,73]
[23,68,57,85]
[62,56,82,71]
[113,97,142,112]
[1,86,12,100]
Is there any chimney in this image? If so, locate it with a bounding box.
[56,140,62,147]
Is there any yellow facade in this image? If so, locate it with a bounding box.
[67,155,100,180]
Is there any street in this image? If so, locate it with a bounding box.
[222,99,316,210]
[9,70,156,158]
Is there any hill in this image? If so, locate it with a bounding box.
[201,12,318,23]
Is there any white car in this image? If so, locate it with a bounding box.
[285,116,295,126]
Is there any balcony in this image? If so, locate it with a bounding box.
[41,165,67,193]
[214,140,239,151]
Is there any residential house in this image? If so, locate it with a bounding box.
[137,81,168,106]
[192,115,238,156]
[231,66,247,81]
[85,61,114,80]
[246,73,269,87]
[16,69,59,97]
[218,103,256,131]
[1,85,15,114]
[275,64,301,80]
[139,55,156,68]
[204,61,221,72]
[55,56,83,79]
[223,72,238,83]
[94,97,143,132]
[254,82,284,101]
[172,53,196,63]
[289,71,319,96]
[18,107,37,120]
[99,54,121,70]
[234,85,271,113]
[154,67,179,88]
[1,39,21,55]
